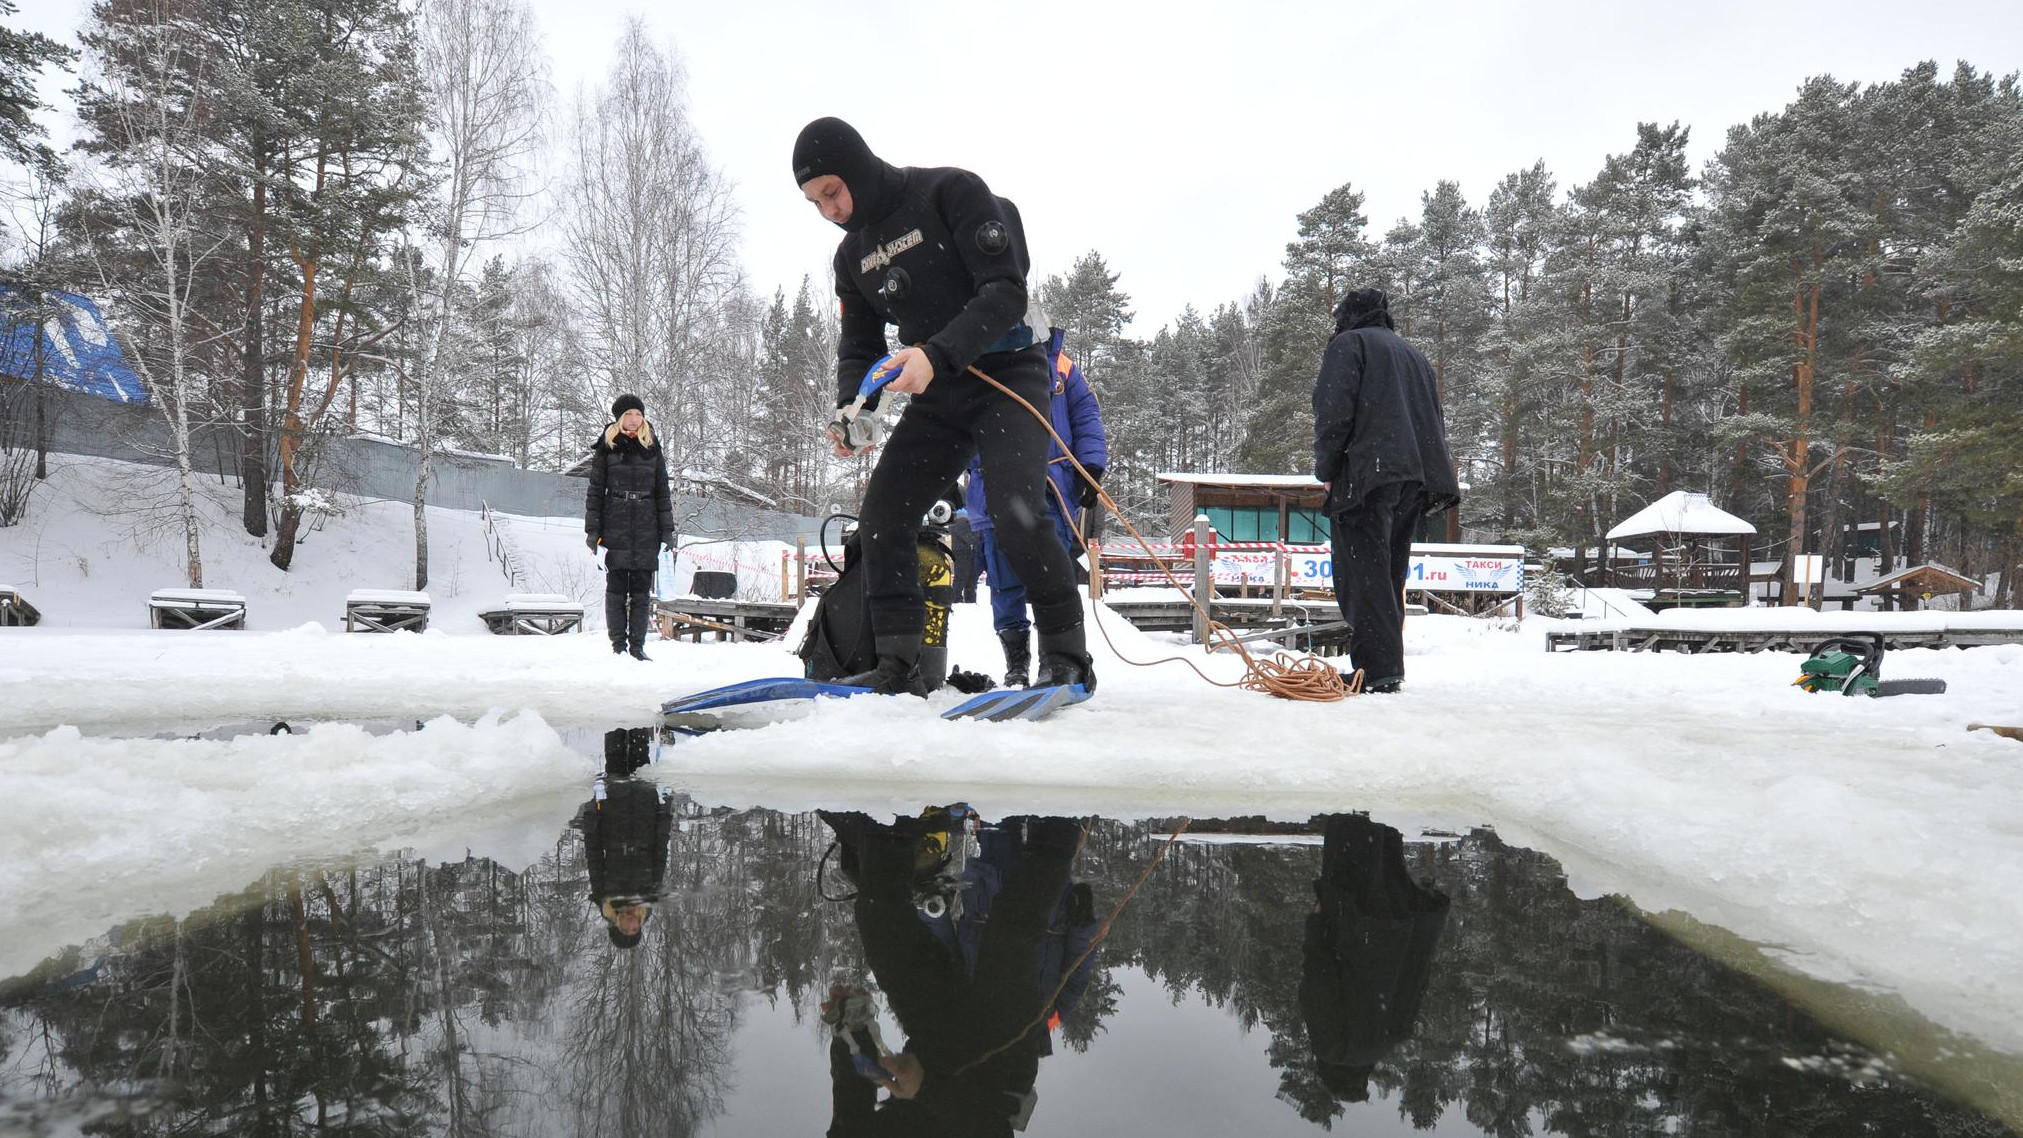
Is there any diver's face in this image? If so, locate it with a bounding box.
[802,175,853,225]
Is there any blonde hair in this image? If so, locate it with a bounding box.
[604,418,655,449]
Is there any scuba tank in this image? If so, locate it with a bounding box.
[797,498,956,692]
[916,498,957,692]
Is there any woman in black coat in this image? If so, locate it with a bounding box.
[585,393,674,659]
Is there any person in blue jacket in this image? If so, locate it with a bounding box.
[965,325,1108,687]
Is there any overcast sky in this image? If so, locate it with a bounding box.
[15,0,2023,333]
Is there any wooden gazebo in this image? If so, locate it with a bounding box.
[1856,563,1981,612]
[1602,491,1756,609]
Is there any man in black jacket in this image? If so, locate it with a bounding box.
[1311,290,1460,692]
[793,117,1092,697]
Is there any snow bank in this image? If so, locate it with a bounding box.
[0,713,590,977]
[0,455,604,632]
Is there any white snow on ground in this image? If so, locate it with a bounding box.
[3,455,2023,1069]
[0,455,607,631]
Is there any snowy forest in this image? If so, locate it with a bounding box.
[0,0,2019,603]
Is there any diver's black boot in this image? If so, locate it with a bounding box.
[836,634,931,697]
[1033,624,1096,693]
[998,628,1032,688]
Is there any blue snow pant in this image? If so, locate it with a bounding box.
[978,509,1078,635]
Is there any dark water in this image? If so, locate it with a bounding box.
[1,728,2017,1137]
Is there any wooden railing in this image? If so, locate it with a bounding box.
[479,501,524,589]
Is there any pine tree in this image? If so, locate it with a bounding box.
[1881,153,2023,605]
[1236,184,1376,475]
[262,0,430,571]
[1281,183,1374,313]
[1481,161,1560,536]
[1039,250,1132,381]
[1711,78,1887,602]
[467,255,526,456]
[1234,281,1330,475]
[1408,180,1491,540]
[0,0,74,174]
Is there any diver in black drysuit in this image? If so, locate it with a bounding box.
[793,117,1091,697]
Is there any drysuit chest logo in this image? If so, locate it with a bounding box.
[860,229,923,274]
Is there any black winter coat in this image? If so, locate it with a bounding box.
[1311,321,1461,518]
[578,779,674,904]
[831,166,1031,405]
[584,423,674,573]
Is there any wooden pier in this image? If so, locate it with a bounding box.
[1100,595,1353,653]
[1545,621,2023,654]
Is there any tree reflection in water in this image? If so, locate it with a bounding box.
[0,800,2014,1136]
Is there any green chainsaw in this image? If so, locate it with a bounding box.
[1794,633,1948,697]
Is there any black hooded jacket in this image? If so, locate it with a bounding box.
[1311,314,1461,518]
[584,422,675,573]
[827,167,1032,407]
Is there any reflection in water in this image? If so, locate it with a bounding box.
[578,729,674,948]
[1300,814,1450,1108]
[818,810,1097,1134]
[563,728,726,1134]
[0,793,2016,1136]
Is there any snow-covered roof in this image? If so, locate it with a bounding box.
[1607,491,1757,540]
[1156,473,1321,488]
[680,468,777,508]
[1858,562,1980,594]
[1547,545,1651,561]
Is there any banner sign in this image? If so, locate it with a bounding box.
[1282,552,1521,592]
[1115,546,1524,593]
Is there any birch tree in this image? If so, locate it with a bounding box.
[560,20,740,467]
[74,0,227,587]
[0,171,67,525]
[406,0,545,589]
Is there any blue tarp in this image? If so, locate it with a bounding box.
[0,286,148,405]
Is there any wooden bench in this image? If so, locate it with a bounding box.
[654,597,797,643]
[0,585,40,627]
[149,588,248,631]
[345,589,432,633]
[479,593,585,636]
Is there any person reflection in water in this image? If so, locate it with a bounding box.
[818,810,1095,1136]
[1300,813,1451,1104]
[572,728,673,949]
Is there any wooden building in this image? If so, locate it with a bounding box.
[1597,491,1756,609]
[1856,563,1982,612]
[1155,473,1329,543]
